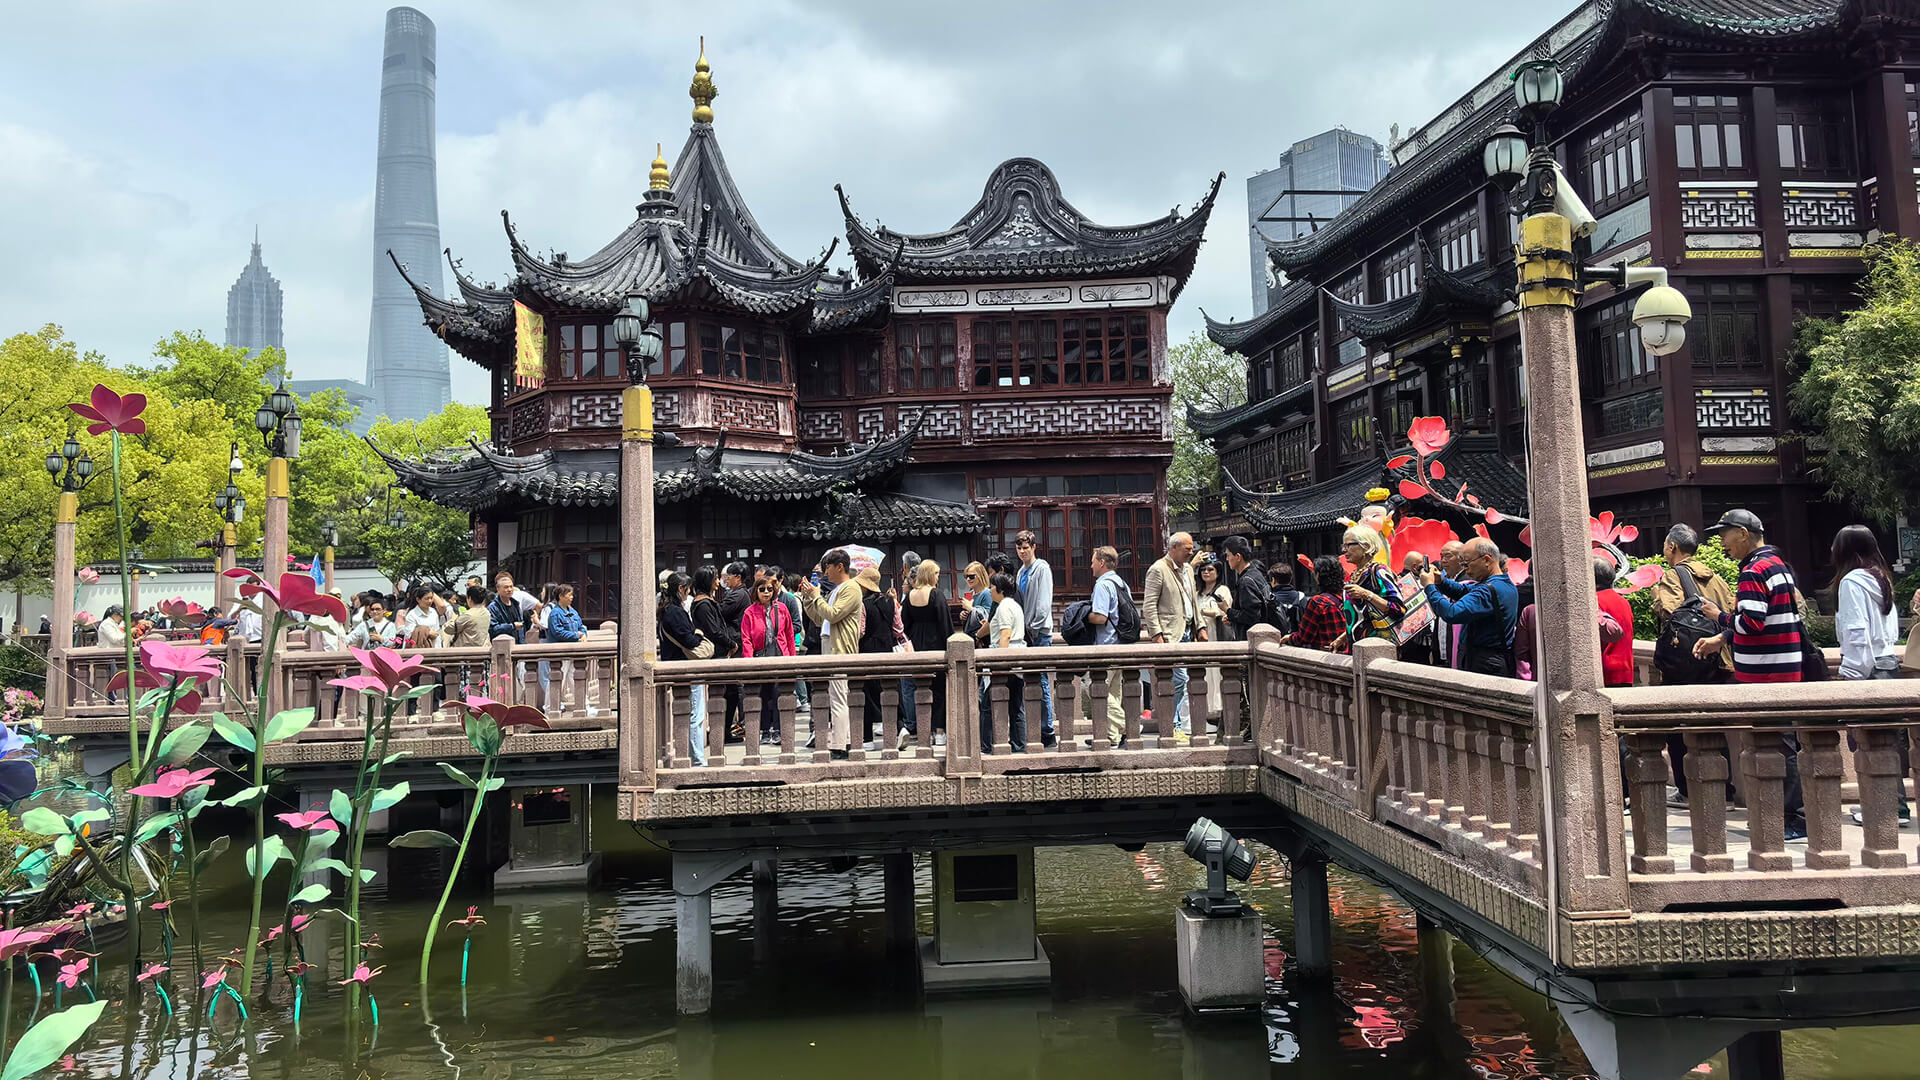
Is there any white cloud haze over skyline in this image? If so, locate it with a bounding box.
[0,0,1555,407]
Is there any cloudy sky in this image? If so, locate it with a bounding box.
[1,0,1557,406]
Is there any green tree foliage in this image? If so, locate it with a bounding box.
[0,326,263,597]
[1169,331,1246,494]
[357,403,491,589]
[1624,536,1740,639]
[1789,240,1920,524]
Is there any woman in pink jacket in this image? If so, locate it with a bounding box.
[741,576,797,745]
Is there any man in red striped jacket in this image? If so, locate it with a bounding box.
[1693,509,1806,840]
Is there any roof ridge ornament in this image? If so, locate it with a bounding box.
[650,142,671,190]
[690,37,716,124]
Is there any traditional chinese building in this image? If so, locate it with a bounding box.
[382,47,1219,620]
[1192,0,1920,575]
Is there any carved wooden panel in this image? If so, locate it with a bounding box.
[712,393,781,433]
[510,399,547,442]
[970,397,1169,442]
[800,408,845,442]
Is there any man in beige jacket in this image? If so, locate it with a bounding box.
[1142,532,1206,740]
[799,547,862,758]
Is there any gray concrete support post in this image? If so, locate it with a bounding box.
[752,858,778,964]
[883,853,915,951]
[1725,1031,1785,1080]
[1415,915,1454,1016]
[1290,849,1332,981]
[1515,210,1630,920]
[675,890,713,1016]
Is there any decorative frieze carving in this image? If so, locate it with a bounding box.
[1586,440,1664,468]
[892,276,1165,313]
[895,290,970,308]
[974,286,1071,306]
[568,391,621,429]
[1696,388,1772,431]
[1684,233,1761,249]
[1781,185,1857,229]
[800,409,845,442]
[1080,282,1154,303]
[1679,188,1758,230]
[970,397,1169,442]
[855,407,887,443]
[711,393,782,433]
[1701,436,1776,453]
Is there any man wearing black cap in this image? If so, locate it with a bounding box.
[1693,509,1807,840]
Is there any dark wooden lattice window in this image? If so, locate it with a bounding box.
[1430,205,1484,272]
[1384,372,1424,444]
[895,319,959,390]
[1579,107,1646,214]
[1591,493,1670,559]
[1775,93,1856,179]
[1249,347,1275,402]
[1905,79,1918,160]
[799,338,848,397]
[1379,239,1419,302]
[1277,423,1311,486]
[1059,314,1152,386]
[696,322,785,384]
[1331,270,1364,339]
[1496,337,1525,455]
[1442,351,1490,431]
[557,320,619,379]
[1277,336,1306,389]
[1333,393,1373,465]
[1584,294,1655,394]
[1673,94,1750,178]
[1789,276,1855,322]
[1687,279,1765,376]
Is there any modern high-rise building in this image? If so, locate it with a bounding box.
[224,230,284,356]
[363,6,450,422]
[1245,128,1388,312]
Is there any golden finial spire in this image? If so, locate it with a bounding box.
[649,142,670,190]
[689,36,716,124]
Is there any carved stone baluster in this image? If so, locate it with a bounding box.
[1442,708,1469,829]
[1091,671,1113,752]
[1121,668,1143,750]
[990,680,1011,756]
[1855,728,1907,869]
[778,687,798,766]
[1485,723,1513,846]
[1801,728,1849,870]
[1219,672,1242,746]
[1624,732,1673,873]
[880,683,901,761]
[1509,739,1540,860]
[1681,731,1733,871]
[572,662,592,720]
[706,686,726,767]
[1052,673,1077,753]
[1462,712,1491,838]
[1399,698,1427,814]
[670,686,692,770]
[1022,671,1044,754]
[743,681,765,767]
[1741,733,1793,872]
[1152,668,1175,747]
[1420,704,1448,822]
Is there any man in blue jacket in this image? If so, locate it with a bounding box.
[1419,537,1519,677]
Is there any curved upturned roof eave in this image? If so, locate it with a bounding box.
[1202,278,1320,353]
[670,121,809,274]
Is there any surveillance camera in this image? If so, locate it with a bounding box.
[1549,162,1598,239]
[1631,282,1692,357]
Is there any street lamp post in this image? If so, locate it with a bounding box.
[44,436,95,719]
[1483,58,1691,924]
[212,442,246,611]
[321,520,339,595]
[255,381,302,623]
[129,546,144,614]
[612,294,666,791]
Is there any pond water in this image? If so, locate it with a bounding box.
[35,793,1920,1079]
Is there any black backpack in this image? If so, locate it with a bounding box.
[1653,566,1723,684]
[1266,588,1305,637]
[1112,580,1142,644]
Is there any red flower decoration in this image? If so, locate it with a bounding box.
[1406,416,1451,458]
[1389,517,1461,571]
[1386,455,1414,470]
[285,961,315,979]
[337,646,439,695]
[150,901,170,912]
[140,638,222,686]
[1617,564,1666,594]
[157,599,205,623]
[1398,480,1431,501]
[128,766,218,800]
[338,962,385,986]
[1506,558,1531,586]
[56,958,89,989]
[222,568,350,625]
[447,905,486,929]
[0,927,57,962]
[456,694,550,732]
[137,962,168,984]
[106,668,203,718]
[67,383,147,436]
[64,904,95,919]
[275,809,339,833]
[202,967,229,990]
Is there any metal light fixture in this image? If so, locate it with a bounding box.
[46,435,94,493]
[228,440,244,479]
[1482,122,1530,187]
[257,381,302,458]
[613,293,665,384]
[1182,817,1257,917]
[391,507,407,530]
[1510,58,1564,115]
[321,519,339,548]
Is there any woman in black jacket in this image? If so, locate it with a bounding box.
[900,559,951,739]
[854,567,895,750]
[687,566,733,766]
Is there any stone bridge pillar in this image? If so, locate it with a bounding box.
[493,783,601,890]
[671,848,758,1015]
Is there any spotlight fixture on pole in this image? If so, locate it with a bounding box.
[1182,817,1257,917]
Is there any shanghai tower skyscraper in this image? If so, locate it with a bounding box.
[364,6,449,422]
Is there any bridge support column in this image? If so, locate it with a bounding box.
[922,848,1049,993]
[752,859,778,964]
[1724,1031,1785,1080]
[1174,905,1263,1011]
[883,853,915,952]
[1415,916,1454,1015]
[493,783,601,891]
[1290,849,1333,981]
[672,848,757,1015]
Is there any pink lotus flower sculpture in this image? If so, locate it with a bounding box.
[328,645,439,696]
[447,905,486,930]
[150,900,170,912]
[285,961,314,980]
[1616,563,1667,594]
[67,384,147,436]
[74,611,96,627]
[136,963,168,984]
[201,967,229,990]
[106,668,202,717]
[1405,416,1452,458]
[1389,516,1462,571]
[64,904,94,919]
[157,598,205,623]
[56,957,89,989]
[0,926,57,961]
[1590,511,1641,547]
[128,766,218,800]
[456,695,549,733]
[275,809,339,833]
[261,914,313,945]
[339,962,385,986]
[222,567,349,625]
[76,567,99,585]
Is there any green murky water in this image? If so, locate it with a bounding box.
[29,792,1920,1079]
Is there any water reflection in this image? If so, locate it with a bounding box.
[48,798,1626,1079]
